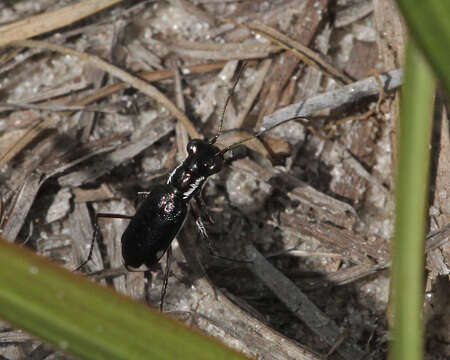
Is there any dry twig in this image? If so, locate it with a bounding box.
[262,69,402,129]
[245,244,366,359]
[0,0,124,46]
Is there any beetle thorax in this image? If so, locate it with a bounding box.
[167,139,224,200]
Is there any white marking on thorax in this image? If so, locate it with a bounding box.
[182,176,205,199]
[167,162,183,184]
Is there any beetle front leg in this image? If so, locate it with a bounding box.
[194,194,214,225]
[190,204,249,263]
[190,203,209,241]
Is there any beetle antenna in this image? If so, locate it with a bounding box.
[210,61,247,145]
[218,116,310,156]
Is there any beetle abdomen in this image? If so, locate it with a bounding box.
[121,184,187,269]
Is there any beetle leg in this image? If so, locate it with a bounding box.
[190,205,249,263]
[194,194,214,225]
[160,245,172,312]
[75,212,133,271]
[135,191,152,208]
[190,203,209,240]
[136,191,152,201]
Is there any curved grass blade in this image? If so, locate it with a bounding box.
[0,238,248,360]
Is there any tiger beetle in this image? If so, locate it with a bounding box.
[76,62,307,311]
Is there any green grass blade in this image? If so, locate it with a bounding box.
[0,238,248,360]
[395,0,450,94]
[390,39,434,360]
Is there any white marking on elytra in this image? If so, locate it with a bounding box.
[183,176,205,199]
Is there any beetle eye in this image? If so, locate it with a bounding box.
[187,139,201,154]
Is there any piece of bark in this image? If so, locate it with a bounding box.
[245,243,367,360]
[344,40,379,80]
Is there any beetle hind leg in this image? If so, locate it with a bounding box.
[159,246,172,312]
[74,212,133,272]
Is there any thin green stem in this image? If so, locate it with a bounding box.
[390,39,434,360]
